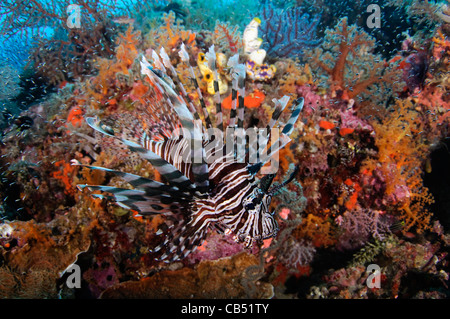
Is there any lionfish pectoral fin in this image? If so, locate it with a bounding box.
[72,162,191,198]
[280,97,304,136]
[153,219,209,262]
[86,117,114,137]
[85,116,197,191]
[78,185,183,215]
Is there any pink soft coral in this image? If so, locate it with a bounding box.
[296,84,323,116]
[340,109,374,132]
[336,208,392,251]
[186,231,248,264]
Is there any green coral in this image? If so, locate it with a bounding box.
[349,235,398,267]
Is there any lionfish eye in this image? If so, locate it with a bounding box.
[245,203,255,211]
[100,122,115,136]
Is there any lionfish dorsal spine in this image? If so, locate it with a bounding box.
[204,45,224,131]
[179,43,213,129]
[256,97,304,168]
[225,53,246,129]
[148,49,210,195]
[159,47,202,122]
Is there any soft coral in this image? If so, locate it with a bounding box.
[306,18,399,100]
[51,160,78,196]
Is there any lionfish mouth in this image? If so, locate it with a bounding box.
[76,43,304,263]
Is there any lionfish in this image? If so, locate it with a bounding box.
[75,44,303,262]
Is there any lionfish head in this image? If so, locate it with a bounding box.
[238,166,299,247]
[242,186,277,241]
[237,173,278,247]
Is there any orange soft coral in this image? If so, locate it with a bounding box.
[85,26,141,108]
[161,11,195,49]
[51,160,78,196]
[279,60,314,97]
[342,179,362,211]
[362,99,434,233]
[66,106,84,128]
[295,214,336,248]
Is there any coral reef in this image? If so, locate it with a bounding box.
[100,252,273,299]
[278,237,316,269]
[309,222,450,299]
[0,0,449,301]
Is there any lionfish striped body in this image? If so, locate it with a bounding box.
[77,44,303,262]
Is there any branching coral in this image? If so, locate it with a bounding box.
[311,228,450,299]
[278,237,316,268]
[336,209,392,250]
[362,99,434,233]
[295,213,336,248]
[259,3,321,58]
[213,21,243,54]
[145,11,196,53]
[83,25,142,110]
[305,17,401,101]
[412,27,450,139]
[278,60,314,98]
[387,0,447,25]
